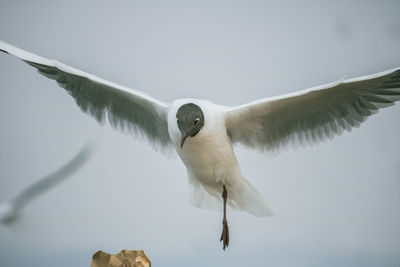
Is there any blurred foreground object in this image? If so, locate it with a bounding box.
[0,142,94,224]
[91,250,151,267]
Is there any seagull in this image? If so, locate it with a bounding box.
[1,41,399,249]
[0,142,94,225]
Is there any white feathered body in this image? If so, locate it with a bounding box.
[168,99,273,217]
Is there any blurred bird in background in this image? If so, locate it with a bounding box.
[0,142,94,225]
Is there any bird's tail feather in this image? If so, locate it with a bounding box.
[188,175,274,217]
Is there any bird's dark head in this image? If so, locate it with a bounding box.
[176,103,205,148]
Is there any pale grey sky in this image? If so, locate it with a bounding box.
[0,1,399,266]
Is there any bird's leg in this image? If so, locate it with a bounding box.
[220,185,229,250]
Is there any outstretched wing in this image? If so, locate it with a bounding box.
[0,41,172,152]
[225,67,400,153]
[13,142,94,213]
[0,142,94,224]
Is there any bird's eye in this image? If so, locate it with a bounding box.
[194,118,200,125]
[177,119,180,124]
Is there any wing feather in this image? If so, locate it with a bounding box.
[0,40,172,152]
[225,67,400,153]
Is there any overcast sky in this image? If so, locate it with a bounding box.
[0,1,399,266]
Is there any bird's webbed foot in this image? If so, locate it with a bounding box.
[220,218,229,250]
[220,185,229,250]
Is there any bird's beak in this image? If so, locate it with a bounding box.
[181,132,189,148]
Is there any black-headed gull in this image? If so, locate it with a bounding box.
[1,41,399,249]
[0,142,93,225]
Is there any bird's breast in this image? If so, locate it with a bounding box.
[176,129,241,187]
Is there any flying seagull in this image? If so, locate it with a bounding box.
[1,41,399,249]
[0,142,94,225]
